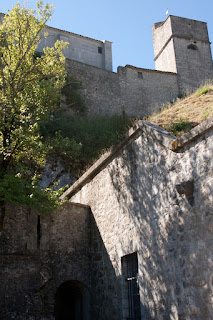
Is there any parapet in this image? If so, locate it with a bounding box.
[169,15,209,42]
[153,15,209,41]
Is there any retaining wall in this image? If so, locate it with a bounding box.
[68,119,213,319]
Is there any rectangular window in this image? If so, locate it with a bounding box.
[138,72,143,79]
[98,46,102,54]
[122,252,141,320]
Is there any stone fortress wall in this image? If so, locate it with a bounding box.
[63,15,213,117]
[44,15,213,117]
[0,11,213,320]
[0,203,92,320]
[1,118,212,320]
[153,16,213,93]
[66,119,213,320]
[1,12,213,117]
[67,59,179,117]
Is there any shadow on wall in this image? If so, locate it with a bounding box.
[107,129,213,319]
[90,211,154,320]
[0,203,123,320]
[52,213,124,320]
[89,213,123,320]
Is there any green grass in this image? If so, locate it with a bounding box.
[195,85,212,96]
[149,83,213,135]
[40,111,132,173]
[165,119,192,135]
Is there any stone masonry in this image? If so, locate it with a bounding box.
[0,10,213,320]
[0,203,91,320]
[63,118,213,320]
[65,15,213,117]
[153,16,213,93]
[1,13,212,117]
[0,119,212,319]
[66,60,179,117]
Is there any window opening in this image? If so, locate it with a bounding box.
[122,252,141,320]
[98,46,102,54]
[187,44,197,50]
[138,72,143,79]
[37,215,41,249]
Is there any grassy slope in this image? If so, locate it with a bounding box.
[148,84,213,136]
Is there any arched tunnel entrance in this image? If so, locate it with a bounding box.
[54,280,90,320]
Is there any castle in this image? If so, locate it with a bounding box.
[1,13,212,116]
[0,14,213,320]
[39,15,213,117]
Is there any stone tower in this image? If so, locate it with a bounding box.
[152,15,213,93]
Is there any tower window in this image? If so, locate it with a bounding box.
[187,44,197,50]
[98,46,102,54]
[138,72,143,79]
[122,252,141,320]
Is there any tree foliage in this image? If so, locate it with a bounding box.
[40,111,133,175]
[0,1,68,214]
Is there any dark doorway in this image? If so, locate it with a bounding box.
[54,280,90,320]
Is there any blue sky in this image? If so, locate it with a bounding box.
[1,0,213,71]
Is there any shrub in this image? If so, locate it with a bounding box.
[40,111,132,172]
[166,119,192,135]
[196,85,212,96]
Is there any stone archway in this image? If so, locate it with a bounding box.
[54,280,90,320]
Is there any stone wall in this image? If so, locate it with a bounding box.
[1,11,213,116]
[153,16,213,93]
[152,16,176,72]
[174,37,213,93]
[119,65,178,116]
[67,119,213,319]
[0,203,91,320]
[67,59,179,117]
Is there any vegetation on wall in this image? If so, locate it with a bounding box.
[61,75,87,115]
[1,1,211,222]
[40,111,133,175]
[195,84,213,97]
[148,83,213,136]
[0,1,68,220]
[0,1,132,222]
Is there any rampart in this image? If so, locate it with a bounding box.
[0,118,212,319]
[65,118,213,320]
[67,59,179,117]
[0,203,91,319]
[0,10,213,319]
[1,12,213,117]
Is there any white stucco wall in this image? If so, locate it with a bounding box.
[37,26,113,71]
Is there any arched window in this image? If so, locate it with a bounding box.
[187,44,197,50]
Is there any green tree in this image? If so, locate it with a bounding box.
[0,1,68,224]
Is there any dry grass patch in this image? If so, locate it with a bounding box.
[149,84,213,136]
